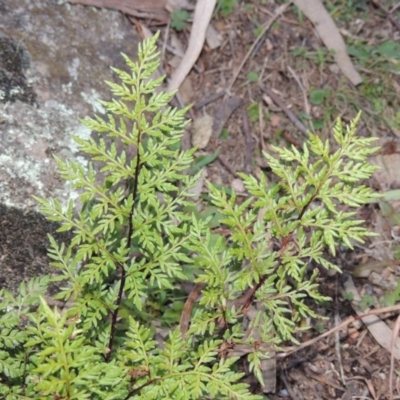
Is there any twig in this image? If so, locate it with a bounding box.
[282,131,301,147]
[335,310,346,385]
[258,101,266,151]
[390,315,400,400]
[287,65,310,117]
[194,90,226,111]
[160,22,170,64]
[391,3,400,13]
[68,0,169,23]
[211,97,242,139]
[217,155,238,177]
[180,282,206,339]
[335,278,346,385]
[157,40,202,73]
[280,372,299,399]
[277,303,400,358]
[305,368,346,391]
[242,111,254,174]
[261,85,308,136]
[371,0,400,32]
[227,2,291,92]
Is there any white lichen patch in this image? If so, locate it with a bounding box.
[81,89,106,114]
[0,100,91,211]
[68,58,80,81]
[0,0,140,213]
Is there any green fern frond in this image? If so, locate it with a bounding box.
[0,32,381,399]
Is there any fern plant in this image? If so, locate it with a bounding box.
[0,32,379,399]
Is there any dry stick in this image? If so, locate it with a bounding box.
[390,314,400,400]
[305,369,346,392]
[193,90,226,111]
[287,65,310,117]
[371,0,400,32]
[277,303,400,358]
[258,100,266,151]
[261,85,308,136]
[227,2,292,92]
[211,97,242,177]
[217,154,238,178]
[180,282,206,339]
[180,289,400,359]
[335,311,346,385]
[242,110,254,174]
[392,3,400,13]
[279,372,298,399]
[282,131,301,147]
[335,278,346,385]
[346,376,378,400]
[68,0,168,23]
[160,23,170,66]
[157,40,202,73]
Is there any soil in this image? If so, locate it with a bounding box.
[1,0,400,399]
[173,1,400,398]
[0,204,71,295]
[192,1,400,400]
[182,1,400,400]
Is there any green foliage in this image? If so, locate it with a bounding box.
[0,32,380,399]
[292,46,335,66]
[358,294,376,311]
[191,150,219,174]
[247,103,260,123]
[247,71,259,83]
[170,9,189,31]
[310,87,331,105]
[216,0,238,17]
[382,279,400,307]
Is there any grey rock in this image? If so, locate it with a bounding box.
[0,0,139,210]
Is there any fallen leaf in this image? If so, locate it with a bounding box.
[344,276,400,360]
[231,178,245,193]
[352,258,398,278]
[212,97,242,140]
[205,24,222,50]
[371,153,400,191]
[270,114,281,127]
[192,114,214,149]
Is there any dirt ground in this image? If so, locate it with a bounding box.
[1,0,400,399]
[176,1,400,399]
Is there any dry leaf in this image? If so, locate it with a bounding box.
[205,24,222,50]
[353,258,398,278]
[212,97,242,139]
[231,178,245,193]
[270,114,281,127]
[371,154,400,191]
[192,114,214,149]
[344,276,400,360]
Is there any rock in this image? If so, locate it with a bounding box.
[0,0,140,210]
[0,0,140,292]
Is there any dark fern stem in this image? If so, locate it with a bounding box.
[106,126,143,362]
